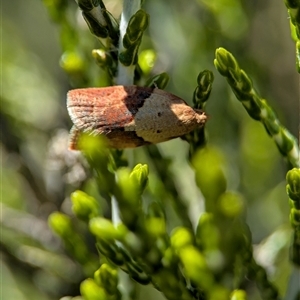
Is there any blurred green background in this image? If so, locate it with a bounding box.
[1,0,298,299]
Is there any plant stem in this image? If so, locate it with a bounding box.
[116,0,141,85]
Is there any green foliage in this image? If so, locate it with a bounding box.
[2,1,299,300]
[286,168,300,266]
[283,0,300,71]
[214,47,300,168]
[119,10,149,66]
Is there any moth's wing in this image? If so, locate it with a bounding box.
[131,87,197,142]
[67,87,135,134]
[68,125,81,150]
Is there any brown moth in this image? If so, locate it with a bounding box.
[67,85,207,149]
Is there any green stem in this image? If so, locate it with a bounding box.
[283,0,300,72]
[214,47,300,168]
[117,0,141,85]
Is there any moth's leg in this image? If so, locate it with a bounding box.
[68,126,81,150]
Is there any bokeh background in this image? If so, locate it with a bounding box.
[2,0,298,299]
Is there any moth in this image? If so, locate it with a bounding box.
[67,85,207,149]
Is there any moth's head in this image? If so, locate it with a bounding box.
[194,109,207,126]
